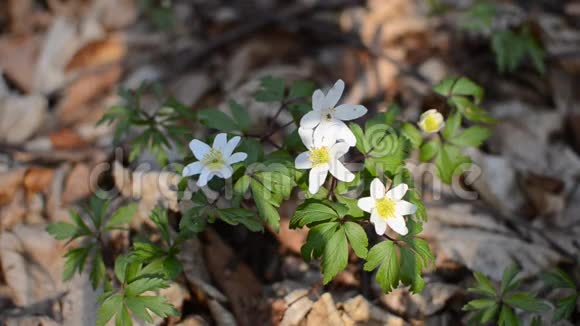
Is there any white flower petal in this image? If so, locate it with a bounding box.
[222,136,242,157]
[182,161,203,177]
[295,151,312,169]
[308,166,328,194]
[329,160,354,182]
[312,89,325,111]
[371,211,387,235]
[300,110,322,129]
[189,139,211,160]
[212,133,228,151]
[395,200,417,216]
[420,109,438,120]
[216,165,233,179]
[313,122,338,148]
[357,197,375,212]
[197,168,212,187]
[370,178,386,199]
[330,141,350,159]
[323,79,345,109]
[298,127,315,149]
[386,183,409,201]
[387,215,408,236]
[334,104,367,121]
[227,152,247,165]
[320,122,356,147]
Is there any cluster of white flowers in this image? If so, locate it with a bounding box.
[182,79,434,237]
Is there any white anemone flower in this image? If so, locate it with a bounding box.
[357,178,417,236]
[295,127,355,194]
[183,133,247,187]
[300,79,367,146]
[418,109,445,134]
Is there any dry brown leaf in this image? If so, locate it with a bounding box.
[0,35,40,92]
[280,289,314,326]
[0,167,25,205]
[23,167,54,194]
[56,64,122,125]
[0,93,47,144]
[61,163,92,205]
[49,128,88,150]
[306,293,343,326]
[65,34,126,72]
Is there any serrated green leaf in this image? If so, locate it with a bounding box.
[68,209,92,236]
[469,272,497,297]
[435,144,471,184]
[500,264,521,295]
[63,246,92,281]
[480,302,499,324]
[301,222,339,262]
[90,253,106,289]
[250,179,280,232]
[105,203,137,229]
[400,246,425,293]
[504,292,550,313]
[349,123,368,153]
[321,227,348,284]
[406,191,427,221]
[290,201,340,228]
[542,269,576,289]
[162,254,183,280]
[228,100,251,131]
[115,304,132,326]
[419,138,440,162]
[125,277,169,297]
[449,126,490,148]
[498,304,519,326]
[344,222,368,259]
[335,194,365,219]
[179,208,206,234]
[364,241,400,293]
[288,80,315,99]
[401,122,423,149]
[463,298,497,311]
[238,139,263,164]
[132,242,166,262]
[554,294,577,322]
[255,76,285,102]
[96,293,123,326]
[449,96,496,123]
[130,296,178,319]
[89,196,109,229]
[46,222,78,240]
[442,111,461,140]
[115,255,130,284]
[218,208,264,232]
[198,108,238,131]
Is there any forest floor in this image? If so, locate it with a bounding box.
[1,0,580,325]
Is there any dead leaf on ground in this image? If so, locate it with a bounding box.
[0,93,47,144]
[0,35,41,92]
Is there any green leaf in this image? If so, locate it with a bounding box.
[179,208,206,234]
[288,80,315,99]
[542,269,576,289]
[218,208,264,232]
[125,296,154,323]
[96,293,123,326]
[105,203,137,229]
[90,253,106,289]
[468,272,497,297]
[500,264,521,295]
[504,292,550,313]
[480,302,500,324]
[125,277,169,297]
[554,294,577,322]
[349,123,368,153]
[301,221,339,262]
[400,246,425,293]
[364,241,400,293]
[321,226,348,284]
[68,209,92,236]
[530,316,543,326]
[290,201,340,228]
[238,139,263,164]
[434,77,483,104]
[255,76,285,102]
[406,191,427,221]
[401,122,423,149]
[89,196,109,229]
[250,179,281,232]
[162,254,183,280]
[132,242,166,262]
[449,126,490,148]
[435,144,471,184]
[498,305,519,326]
[46,222,78,240]
[344,222,368,259]
[463,298,497,311]
[130,296,178,319]
[449,96,495,123]
[115,304,132,326]
[63,246,92,281]
[114,255,131,284]
[228,100,251,131]
[419,138,440,162]
[198,108,238,131]
[335,194,365,219]
[462,1,495,31]
[442,111,461,140]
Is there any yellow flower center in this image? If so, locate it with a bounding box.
[309,147,330,166]
[202,149,224,169]
[375,197,396,219]
[423,114,440,132]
